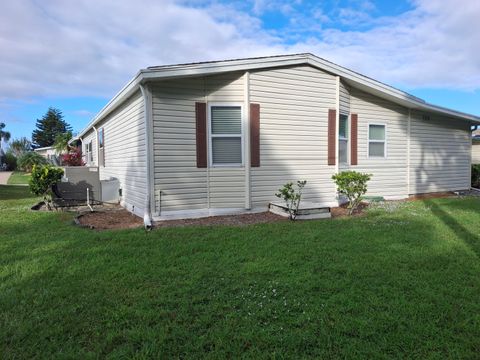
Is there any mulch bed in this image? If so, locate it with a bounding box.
[407,192,455,200]
[73,191,471,231]
[75,204,368,231]
[330,202,368,218]
[76,209,144,230]
[155,211,287,228]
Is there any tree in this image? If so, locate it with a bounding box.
[53,131,73,154]
[9,137,32,158]
[32,108,72,148]
[17,152,47,172]
[0,122,11,154]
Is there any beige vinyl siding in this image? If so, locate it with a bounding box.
[349,87,409,198]
[249,65,337,208]
[82,130,97,166]
[473,143,480,164]
[409,111,471,193]
[152,72,245,214]
[206,73,245,209]
[96,90,147,215]
[339,80,350,115]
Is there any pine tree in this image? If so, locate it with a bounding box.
[32,108,72,148]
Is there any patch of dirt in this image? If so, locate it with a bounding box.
[330,202,368,218]
[155,211,287,228]
[407,192,455,201]
[77,209,144,230]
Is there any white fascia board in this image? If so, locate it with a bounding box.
[34,146,55,151]
[141,56,309,81]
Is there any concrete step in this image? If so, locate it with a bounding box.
[269,201,331,219]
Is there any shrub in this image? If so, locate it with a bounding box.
[472,165,480,188]
[275,180,307,221]
[4,151,17,170]
[332,171,372,215]
[18,152,47,172]
[61,149,84,166]
[29,165,64,210]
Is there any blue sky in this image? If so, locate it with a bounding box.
[1,0,479,144]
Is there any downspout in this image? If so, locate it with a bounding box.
[139,84,154,229]
[335,76,340,175]
[244,71,251,210]
[407,109,411,195]
[92,126,99,166]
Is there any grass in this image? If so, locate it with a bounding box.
[1,185,480,358]
[6,171,30,185]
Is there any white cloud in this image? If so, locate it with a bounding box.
[0,0,479,106]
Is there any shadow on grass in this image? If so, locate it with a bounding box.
[0,184,35,200]
[425,199,480,258]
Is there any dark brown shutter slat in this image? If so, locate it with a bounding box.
[250,103,260,167]
[328,109,336,165]
[350,114,358,165]
[195,102,207,168]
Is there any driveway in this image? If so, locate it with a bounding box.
[0,171,12,184]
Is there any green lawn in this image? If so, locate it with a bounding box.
[6,171,30,185]
[1,185,480,358]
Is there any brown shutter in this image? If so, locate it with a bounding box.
[328,109,336,165]
[250,103,260,167]
[350,114,358,165]
[195,102,207,168]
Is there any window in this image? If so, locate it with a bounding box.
[210,105,243,166]
[98,128,105,167]
[339,114,348,164]
[87,141,93,163]
[98,128,104,149]
[368,124,386,158]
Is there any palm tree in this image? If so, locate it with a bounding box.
[0,122,11,155]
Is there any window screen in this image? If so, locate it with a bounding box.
[210,106,242,165]
[339,115,348,164]
[368,124,386,157]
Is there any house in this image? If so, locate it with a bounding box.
[74,53,480,221]
[34,146,59,164]
[473,130,480,164]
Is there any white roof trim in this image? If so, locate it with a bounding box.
[33,146,55,151]
[77,53,480,137]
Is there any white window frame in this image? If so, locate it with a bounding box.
[367,123,387,159]
[339,114,349,165]
[85,141,93,164]
[208,102,244,167]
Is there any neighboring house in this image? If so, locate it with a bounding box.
[74,53,480,221]
[472,133,480,164]
[34,146,58,163]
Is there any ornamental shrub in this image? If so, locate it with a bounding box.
[275,180,307,221]
[472,164,480,188]
[18,151,47,172]
[29,165,64,210]
[4,151,17,170]
[61,149,84,166]
[332,171,372,215]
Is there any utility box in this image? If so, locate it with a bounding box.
[56,166,101,201]
[101,178,120,203]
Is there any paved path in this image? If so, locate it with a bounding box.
[0,171,12,185]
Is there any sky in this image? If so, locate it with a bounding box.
[1,0,480,145]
